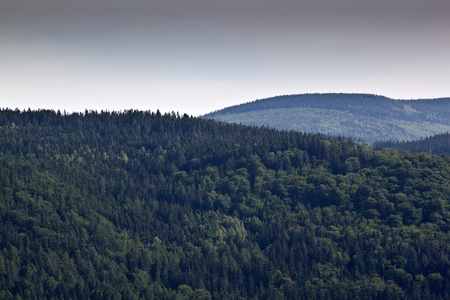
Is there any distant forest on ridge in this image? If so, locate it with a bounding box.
[203,93,450,144]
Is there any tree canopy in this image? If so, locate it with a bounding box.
[375,132,450,155]
[1,109,449,299]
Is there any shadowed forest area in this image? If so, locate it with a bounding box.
[375,133,450,155]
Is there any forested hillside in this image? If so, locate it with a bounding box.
[202,93,450,143]
[1,109,450,299]
[375,133,450,155]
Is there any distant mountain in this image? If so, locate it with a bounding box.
[375,132,450,154]
[202,93,450,143]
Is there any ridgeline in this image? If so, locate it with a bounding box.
[202,93,450,143]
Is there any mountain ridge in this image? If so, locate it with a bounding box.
[202,93,450,143]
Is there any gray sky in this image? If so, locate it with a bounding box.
[1,0,450,116]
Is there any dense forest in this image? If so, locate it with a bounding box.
[375,133,450,155]
[1,109,450,299]
[203,93,450,143]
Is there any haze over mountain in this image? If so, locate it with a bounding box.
[203,93,450,143]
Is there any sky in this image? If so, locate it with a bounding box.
[1,0,450,116]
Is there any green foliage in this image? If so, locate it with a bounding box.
[1,109,450,299]
[375,132,450,154]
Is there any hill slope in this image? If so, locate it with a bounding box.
[202,93,450,143]
[1,109,450,299]
[375,132,450,154]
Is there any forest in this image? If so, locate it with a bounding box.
[203,93,450,143]
[1,109,450,299]
[375,133,450,155]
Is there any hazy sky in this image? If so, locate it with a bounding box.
[1,0,450,116]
